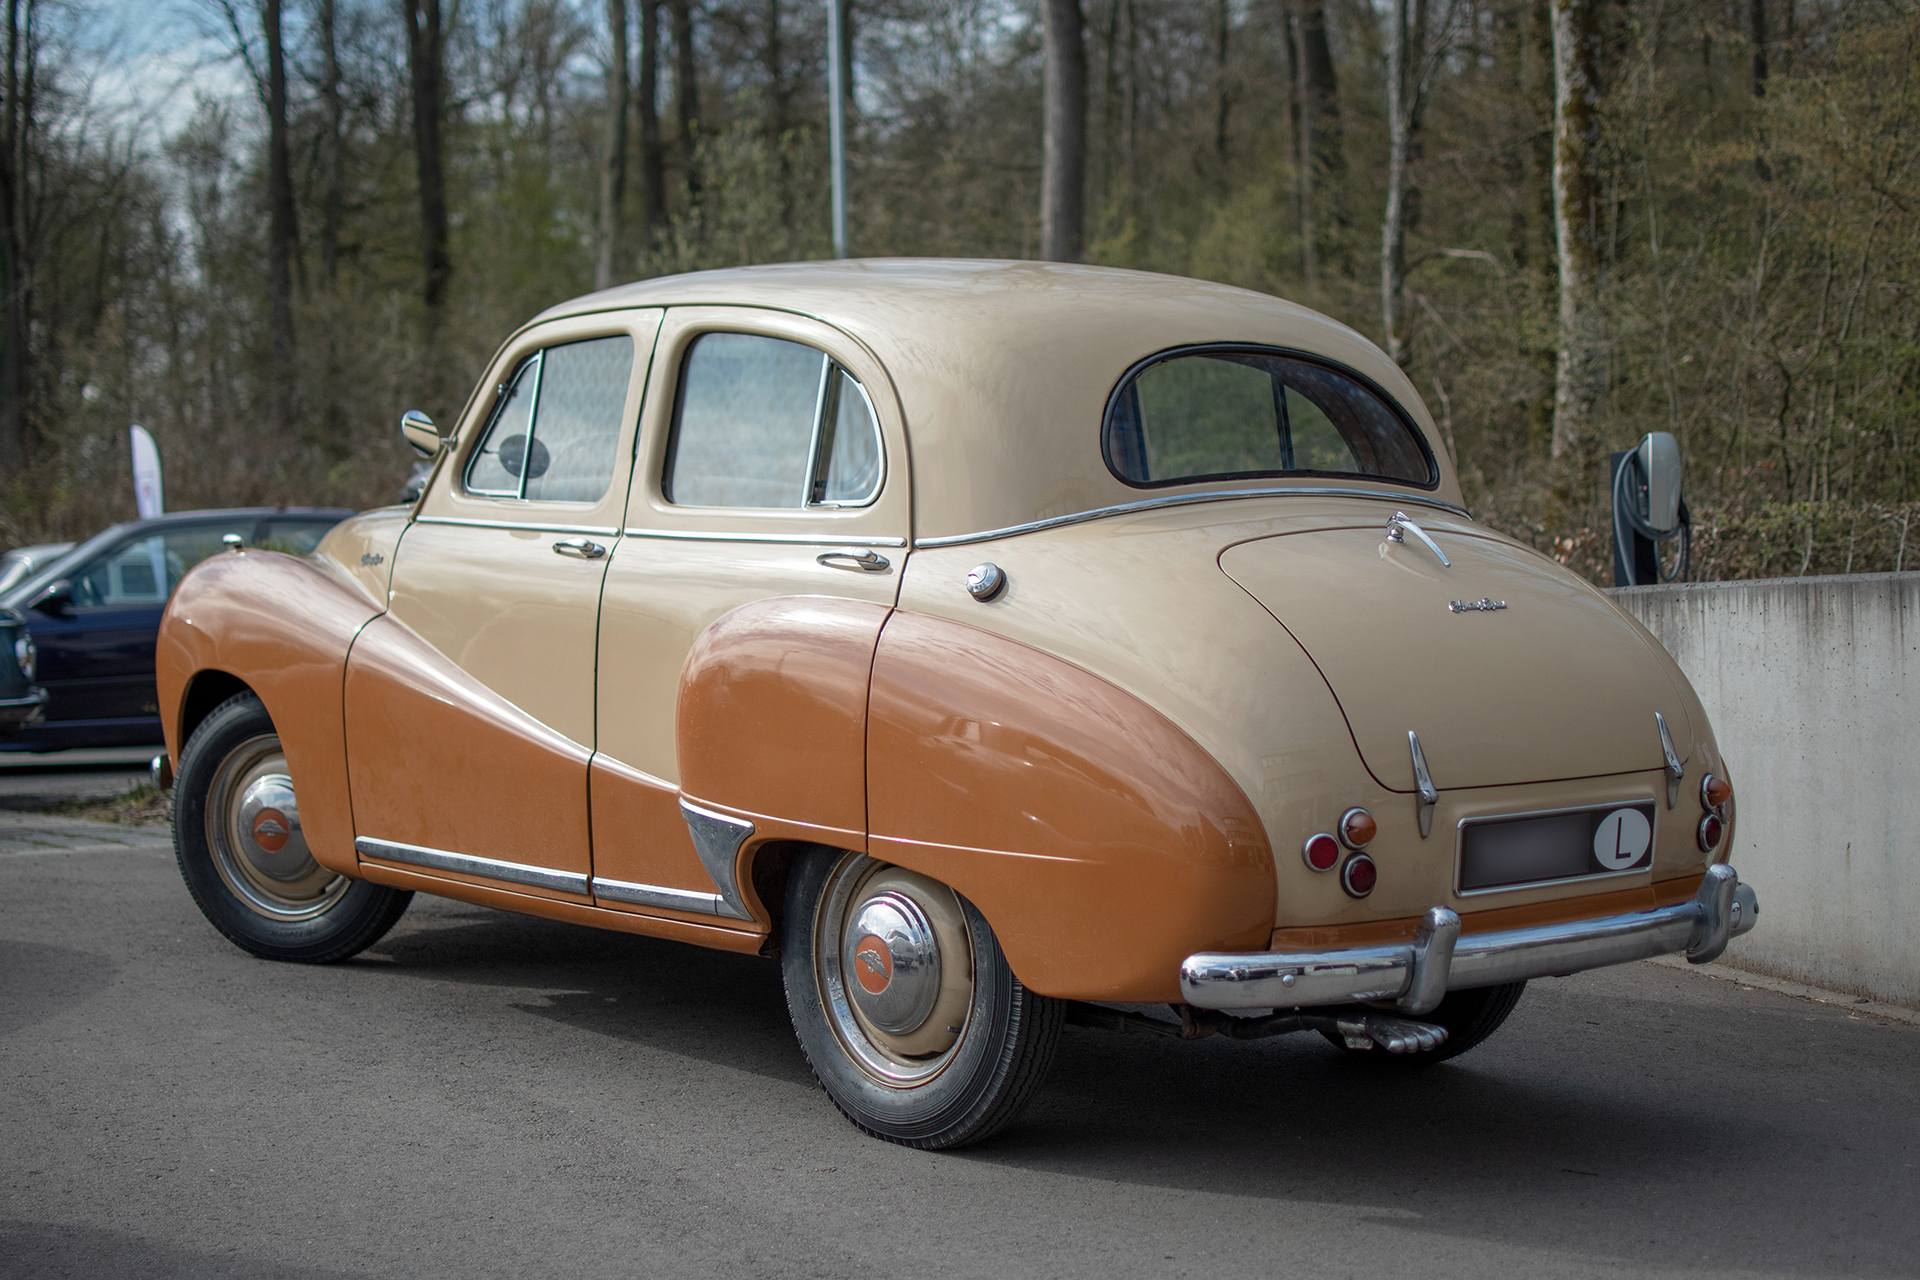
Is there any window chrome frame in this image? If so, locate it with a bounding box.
[1101,342,1441,493]
[661,331,886,513]
[463,350,546,500]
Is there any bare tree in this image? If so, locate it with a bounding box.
[670,0,700,211]
[637,0,664,243]
[1550,0,1602,460]
[1382,0,1411,362]
[264,0,297,432]
[1040,0,1085,263]
[0,0,35,472]
[596,0,629,290]
[403,0,450,321]
[317,0,345,289]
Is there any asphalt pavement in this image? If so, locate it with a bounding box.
[2,813,1916,1280]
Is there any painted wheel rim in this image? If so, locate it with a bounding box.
[814,854,975,1088]
[204,733,346,921]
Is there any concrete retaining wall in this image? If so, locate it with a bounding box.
[1611,573,1919,1009]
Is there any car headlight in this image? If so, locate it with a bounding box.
[13,633,34,681]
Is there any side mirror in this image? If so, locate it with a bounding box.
[401,409,447,459]
[1637,432,1682,534]
[31,580,72,618]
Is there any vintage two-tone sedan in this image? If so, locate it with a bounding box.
[155,260,1757,1148]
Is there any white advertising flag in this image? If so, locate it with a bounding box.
[130,424,164,518]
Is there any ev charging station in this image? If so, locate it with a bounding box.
[1611,431,1691,587]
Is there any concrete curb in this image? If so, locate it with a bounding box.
[1648,953,1920,1026]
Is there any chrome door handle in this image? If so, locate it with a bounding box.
[816,548,891,572]
[552,538,607,560]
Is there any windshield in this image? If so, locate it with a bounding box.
[0,525,129,609]
[1104,347,1435,489]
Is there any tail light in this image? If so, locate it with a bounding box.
[1340,853,1378,898]
[1701,773,1732,810]
[1697,812,1724,852]
[1303,833,1341,872]
[1339,807,1376,848]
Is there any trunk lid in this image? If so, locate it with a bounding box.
[1219,519,1693,791]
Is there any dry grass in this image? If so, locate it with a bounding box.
[46,783,173,828]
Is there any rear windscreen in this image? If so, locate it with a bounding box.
[1104,348,1434,488]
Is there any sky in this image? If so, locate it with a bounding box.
[73,0,253,147]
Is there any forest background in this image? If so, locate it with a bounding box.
[0,0,1914,584]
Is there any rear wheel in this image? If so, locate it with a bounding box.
[781,847,1063,1149]
[1321,981,1526,1065]
[174,692,411,962]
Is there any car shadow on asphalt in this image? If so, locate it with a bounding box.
[0,1220,364,1280]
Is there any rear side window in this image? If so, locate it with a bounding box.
[665,332,884,509]
[1104,348,1434,488]
[465,334,636,503]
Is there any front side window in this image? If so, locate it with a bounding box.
[665,332,884,509]
[1104,348,1434,488]
[465,334,636,503]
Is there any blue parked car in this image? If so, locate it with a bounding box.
[0,508,353,752]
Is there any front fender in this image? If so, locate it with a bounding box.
[157,550,381,877]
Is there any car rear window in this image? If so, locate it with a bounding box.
[1103,348,1434,488]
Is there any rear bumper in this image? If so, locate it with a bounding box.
[1182,864,1758,1016]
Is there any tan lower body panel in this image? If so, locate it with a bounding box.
[357,861,768,954]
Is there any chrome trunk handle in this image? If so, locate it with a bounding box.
[1386,510,1450,567]
[552,538,607,560]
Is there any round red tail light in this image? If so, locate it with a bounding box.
[1701,773,1732,810]
[1339,807,1377,848]
[1697,812,1724,852]
[1303,833,1341,872]
[1340,853,1378,898]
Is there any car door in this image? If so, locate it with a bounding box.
[31,519,250,745]
[589,307,910,922]
[346,310,661,900]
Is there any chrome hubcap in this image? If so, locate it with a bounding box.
[843,891,942,1035]
[816,856,974,1087]
[206,734,346,921]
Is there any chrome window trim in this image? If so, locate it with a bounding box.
[1452,799,1659,898]
[355,836,589,896]
[465,351,545,499]
[591,876,734,917]
[621,527,906,547]
[416,516,621,536]
[809,371,885,508]
[913,488,1472,549]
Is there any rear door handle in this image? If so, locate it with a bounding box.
[552,538,607,560]
[816,548,890,572]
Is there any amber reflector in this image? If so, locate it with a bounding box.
[1702,774,1733,809]
[1303,833,1341,872]
[1341,853,1378,898]
[1339,808,1377,849]
[1697,812,1724,852]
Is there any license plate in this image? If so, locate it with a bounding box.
[1456,802,1657,894]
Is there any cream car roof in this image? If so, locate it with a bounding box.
[533,258,1465,540]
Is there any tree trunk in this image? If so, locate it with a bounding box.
[0,0,30,474]
[264,0,298,433]
[1749,0,1768,96]
[1285,9,1314,285]
[1381,0,1409,363]
[637,0,664,245]
[319,0,345,290]
[1213,0,1229,165]
[1300,1,1344,253]
[670,0,701,211]
[1550,0,1603,461]
[1040,0,1085,263]
[402,0,451,321]
[596,0,630,291]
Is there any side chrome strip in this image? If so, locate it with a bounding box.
[621,527,907,548]
[913,487,1472,549]
[355,836,590,896]
[591,876,731,916]
[415,516,621,536]
[679,799,756,919]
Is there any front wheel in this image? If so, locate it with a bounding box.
[781,847,1063,1149]
[174,691,411,963]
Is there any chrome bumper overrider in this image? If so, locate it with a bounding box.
[1182,864,1758,1017]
